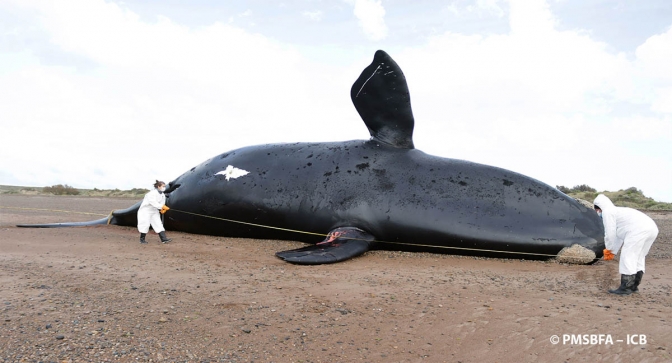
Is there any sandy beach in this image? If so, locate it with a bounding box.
[1,194,671,362]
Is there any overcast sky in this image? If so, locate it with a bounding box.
[1,0,671,202]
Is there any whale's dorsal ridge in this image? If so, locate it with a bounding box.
[351,50,415,149]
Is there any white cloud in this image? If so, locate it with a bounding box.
[634,25,672,113]
[238,9,253,18]
[477,0,505,17]
[636,24,672,69]
[508,0,556,36]
[445,0,506,18]
[650,88,672,113]
[609,116,672,141]
[353,0,387,41]
[0,0,354,191]
[301,10,323,22]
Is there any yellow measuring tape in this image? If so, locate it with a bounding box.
[169,209,559,257]
[1,205,559,257]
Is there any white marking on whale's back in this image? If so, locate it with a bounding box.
[216,165,250,181]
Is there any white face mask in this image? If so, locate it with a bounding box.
[158,186,166,192]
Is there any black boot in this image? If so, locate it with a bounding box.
[159,231,172,244]
[140,233,147,244]
[609,274,636,295]
[633,271,644,293]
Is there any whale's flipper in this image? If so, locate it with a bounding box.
[351,50,415,149]
[275,227,375,265]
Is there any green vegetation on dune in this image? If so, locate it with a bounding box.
[557,185,672,210]
[0,185,149,198]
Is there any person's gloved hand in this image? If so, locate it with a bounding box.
[160,205,170,214]
[603,249,615,261]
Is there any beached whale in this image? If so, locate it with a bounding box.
[19,50,605,264]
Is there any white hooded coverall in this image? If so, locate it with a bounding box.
[594,194,658,275]
[137,189,166,234]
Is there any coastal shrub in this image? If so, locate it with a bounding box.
[43,184,80,195]
[571,184,596,193]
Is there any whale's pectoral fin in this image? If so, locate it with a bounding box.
[275,227,375,265]
[275,240,369,265]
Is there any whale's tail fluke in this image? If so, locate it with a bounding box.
[17,218,110,228]
[17,201,141,228]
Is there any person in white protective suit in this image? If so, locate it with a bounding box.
[593,194,658,295]
[137,180,172,244]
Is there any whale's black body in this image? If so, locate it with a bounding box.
[19,50,605,264]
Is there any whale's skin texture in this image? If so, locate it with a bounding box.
[159,139,604,259]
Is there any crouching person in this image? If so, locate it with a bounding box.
[594,194,658,295]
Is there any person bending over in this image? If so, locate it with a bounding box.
[594,194,658,295]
